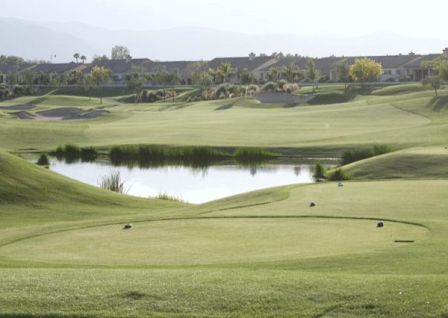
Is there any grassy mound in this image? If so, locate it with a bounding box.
[345,147,448,179]
[0,151,187,229]
[371,84,429,96]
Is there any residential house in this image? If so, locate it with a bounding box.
[144,61,196,84]
[0,64,35,84]
[207,56,277,83]
[84,58,152,83]
[258,50,446,83]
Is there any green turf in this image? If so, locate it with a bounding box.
[371,83,431,96]
[0,217,427,266]
[345,147,448,179]
[2,84,448,317]
[0,87,447,154]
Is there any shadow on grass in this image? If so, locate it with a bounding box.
[306,92,356,105]
[0,314,95,318]
[122,290,163,301]
[427,95,448,112]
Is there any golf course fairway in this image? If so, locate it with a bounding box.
[1,85,448,317]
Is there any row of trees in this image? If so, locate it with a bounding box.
[264,58,383,92]
[72,53,87,64]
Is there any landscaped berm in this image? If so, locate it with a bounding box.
[1,84,448,317]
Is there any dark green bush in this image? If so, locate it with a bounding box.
[109,145,227,167]
[234,148,276,163]
[342,145,392,165]
[81,147,98,162]
[313,162,326,180]
[36,154,50,166]
[261,82,278,92]
[51,144,82,162]
[64,144,81,160]
[328,169,350,181]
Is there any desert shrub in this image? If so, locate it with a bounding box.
[278,79,288,91]
[227,84,240,96]
[36,154,50,166]
[284,83,299,94]
[261,82,278,92]
[247,84,259,95]
[146,91,158,102]
[313,162,326,180]
[99,171,126,193]
[155,90,165,99]
[328,169,350,181]
[215,84,229,99]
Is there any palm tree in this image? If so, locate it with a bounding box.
[80,56,87,64]
[73,53,80,64]
[268,67,280,82]
[218,63,234,83]
[91,66,111,104]
[283,63,298,83]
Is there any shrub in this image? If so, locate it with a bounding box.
[140,89,148,101]
[261,82,278,92]
[278,79,288,91]
[284,83,299,94]
[156,192,185,202]
[313,162,326,180]
[215,85,229,99]
[81,147,98,162]
[63,144,81,161]
[36,154,50,166]
[227,84,242,96]
[328,169,350,181]
[99,171,126,193]
[54,145,65,160]
[147,91,157,102]
[342,148,373,165]
[234,147,276,162]
[342,145,392,165]
[109,145,227,167]
[247,84,259,95]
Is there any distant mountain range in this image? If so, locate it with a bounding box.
[0,17,447,62]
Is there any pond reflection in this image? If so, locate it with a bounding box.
[49,159,314,204]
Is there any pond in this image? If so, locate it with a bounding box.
[48,159,314,204]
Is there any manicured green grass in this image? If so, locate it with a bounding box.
[0,217,427,266]
[1,87,447,155]
[1,84,448,317]
[345,146,448,179]
[1,156,448,316]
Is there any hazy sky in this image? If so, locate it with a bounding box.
[2,0,447,38]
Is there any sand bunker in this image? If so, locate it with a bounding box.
[11,107,108,120]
